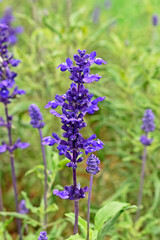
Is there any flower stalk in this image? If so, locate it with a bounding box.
[136,109,155,221]
[87,174,93,240]
[29,104,47,228]
[4,105,22,240]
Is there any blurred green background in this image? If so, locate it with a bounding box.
[0,0,160,239]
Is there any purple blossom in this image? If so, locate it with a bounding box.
[38,231,48,240]
[19,200,29,214]
[141,109,155,133]
[86,154,100,175]
[0,8,23,45]
[53,185,88,200]
[140,109,155,146]
[140,135,153,146]
[0,24,25,104]
[29,104,45,128]
[152,14,158,26]
[0,139,29,153]
[44,49,106,202]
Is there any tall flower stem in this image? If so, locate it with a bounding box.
[135,145,147,221]
[73,149,79,234]
[87,174,93,240]
[4,104,22,240]
[0,180,7,240]
[38,128,47,228]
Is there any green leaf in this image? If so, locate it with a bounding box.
[21,191,39,215]
[25,165,44,176]
[66,233,85,240]
[0,211,40,227]
[46,203,59,214]
[95,201,133,230]
[95,202,137,239]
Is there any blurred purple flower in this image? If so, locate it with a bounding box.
[105,0,112,9]
[141,109,155,133]
[0,8,23,45]
[19,200,29,214]
[152,14,158,26]
[92,7,100,23]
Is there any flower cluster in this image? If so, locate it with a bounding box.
[19,199,29,214]
[43,49,106,200]
[0,24,25,104]
[0,24,29,152]
[29,104,45,128]
[140,109,155,146]
[86,154,100,175]
[53,185,88,200]
[0,8,23,45]
[38,231,48,240]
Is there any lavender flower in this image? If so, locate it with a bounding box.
[19,200,29,214]
[140,109,155,146]
[152,14,158,26]
[43,49,106,234]
[0,24,28,240]
[0,24,25,105]
[38,231,48,240]
[29,104,45,128]
[29,104,47,227]
[136,109,155,221]
[0,8,23,45]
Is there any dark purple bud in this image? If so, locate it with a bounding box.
[86,154,100,175]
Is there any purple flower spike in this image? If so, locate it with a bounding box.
[86,154,100,175]
[29,104,45,128]
[141,109,155,133]
[152,14,158,26]
[45,49,106,233]
[19,200,29,214]
[38,231,48,240]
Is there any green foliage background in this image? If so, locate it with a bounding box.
[0,0,160,239]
